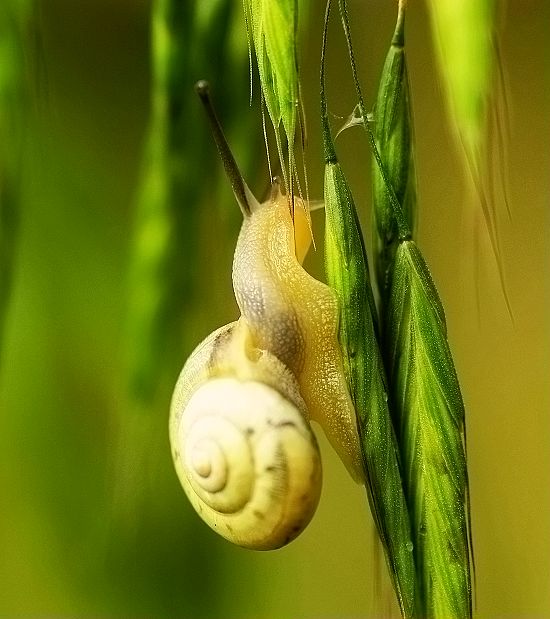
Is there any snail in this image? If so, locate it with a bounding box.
[169,82,363,550]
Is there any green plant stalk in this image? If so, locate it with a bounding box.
[321,3,415,616]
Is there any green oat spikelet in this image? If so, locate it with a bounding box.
[243,0,301,195]
[372,1,416,303]
[321,4,415,617]
[370,5,472,617]
[338,1,473,615]
[385,240,472,619]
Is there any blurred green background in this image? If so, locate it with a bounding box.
[1,0,549,617]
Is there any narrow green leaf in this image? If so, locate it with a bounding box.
[386,241,472,619]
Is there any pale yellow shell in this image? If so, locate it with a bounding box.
[170,321,322,549]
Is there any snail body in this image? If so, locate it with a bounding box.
[232,189,363,481]
[169,83,363,550]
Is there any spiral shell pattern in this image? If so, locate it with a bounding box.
[170,377,322,550]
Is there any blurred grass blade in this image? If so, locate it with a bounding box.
[372,2,416,303]
[126,0,246,405]
[243,0,301,195]
[385,241,472,618]
[119,0,251,551]
[0,0,32,361]
[427,0,496,175]
[126,0,196,405]
[427,0,512,317]
[321,3,416,616]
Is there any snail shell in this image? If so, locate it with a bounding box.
[170,321,322,550]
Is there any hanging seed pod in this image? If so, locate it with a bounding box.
[321,3,416,616]
[370,5,473,617]
[385,240,472,619]
[372,2,416,303]
[337,1,473,616]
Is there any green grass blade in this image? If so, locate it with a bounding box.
[321,4,416,616]
[116,0,253,555]
[386,241,472,618]
[126,0,195,405]
[372,4,416,302]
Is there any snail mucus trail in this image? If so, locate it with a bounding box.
[169,80,364,550]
